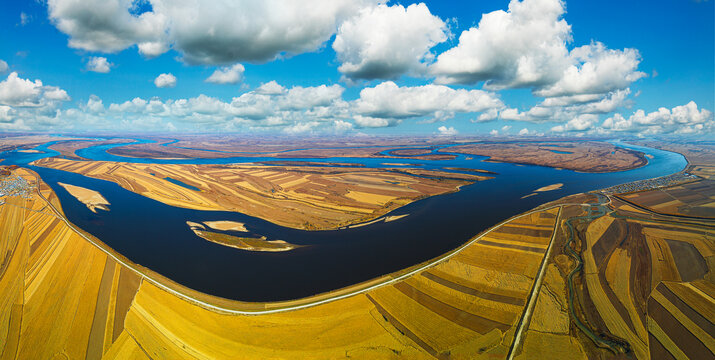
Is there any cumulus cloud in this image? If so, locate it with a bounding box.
[52,0,360,64]
[431,0,644,101]
[518,128,533,136]
[31,81,352,132]
[0,72,70,107]
[353,115,400,128]
[255,81,285,95]
[431,0,571,88]
[437,125,458,135]
[496,88,633,125]
[283,121,320,134]
[475,108,499,122]
[354,81,503,120]
[550,113,599,132]
[46,0,402,65]
[333,119,354,133]
[602,101,713,134]
[160,0,378,64]
[0,106,15,123]
[82,94,106,114]
[86,56,113,73]
[154,73,176,88]
[535,42,645,97]
[205,64,245,84]
[333,3,447,80]
[47,0,168,56]
[0,60,8,73]
[279,84,344,110]
[0,72,72,129]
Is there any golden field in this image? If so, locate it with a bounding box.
[0,167,560,359]
[517,179,714,359]
[442,141,648,172]
[1,139,713,359]
[32,157,490,230]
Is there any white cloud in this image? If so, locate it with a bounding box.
[205,64,245,84]
[489,129,498,135]
[437,125,458,135]
[20,12,31,25]
[0,73,39,106]
[539,93,602,107]
[431,0,644,100]
[47,0,167,55]
[518,128,531,135]
[573,89,631,114]
[0,72,71,129]
[0,60,9,73]
[86,56,113,73]
[475,108,499,122]
[333,3,447,80]
[255,81,285,95]
[431,0,571,88]
[154,73,176,88]
[110,97,149,113]
[0,106,15,122]
[498,106,553,122]
[137,41,169,57]
[353,115,400,128]
[152,0,378,64]
[54,82,353,132]
[333,119,354,133]
[550,113,599,132]
[498,88,633,125]
[43,88,71,102]
[279,84,344,110]
[535,42,645,97]
[83,94,105,114]
[46,1,398,65]
[283,121,320,134]
[354,81,503,119]
[602,101,713,134]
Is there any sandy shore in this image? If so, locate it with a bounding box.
[204,221,248,232]
[58,182,110,213]
[535,183,563,192]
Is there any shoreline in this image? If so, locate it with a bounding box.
[3,138,688,313]
[24,166,587,314]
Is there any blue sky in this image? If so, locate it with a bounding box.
[0,0,712,136]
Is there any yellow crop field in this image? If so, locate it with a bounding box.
[32,158,483,230]
[0,168,562,359]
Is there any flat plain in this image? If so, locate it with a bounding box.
[32,157,490,230]
[0,137,713,359]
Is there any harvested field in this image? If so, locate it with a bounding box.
[203,220,248,232]
[0,167,562,359]
[620,178,715,218]
[33,157,484,230]
[442,141,647,172]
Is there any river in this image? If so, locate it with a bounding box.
[0,138,687,301]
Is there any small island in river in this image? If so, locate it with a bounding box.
[58,182,110,213]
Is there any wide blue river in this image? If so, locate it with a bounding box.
[0,139,686,301]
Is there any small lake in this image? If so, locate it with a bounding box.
[0,139,687,301]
